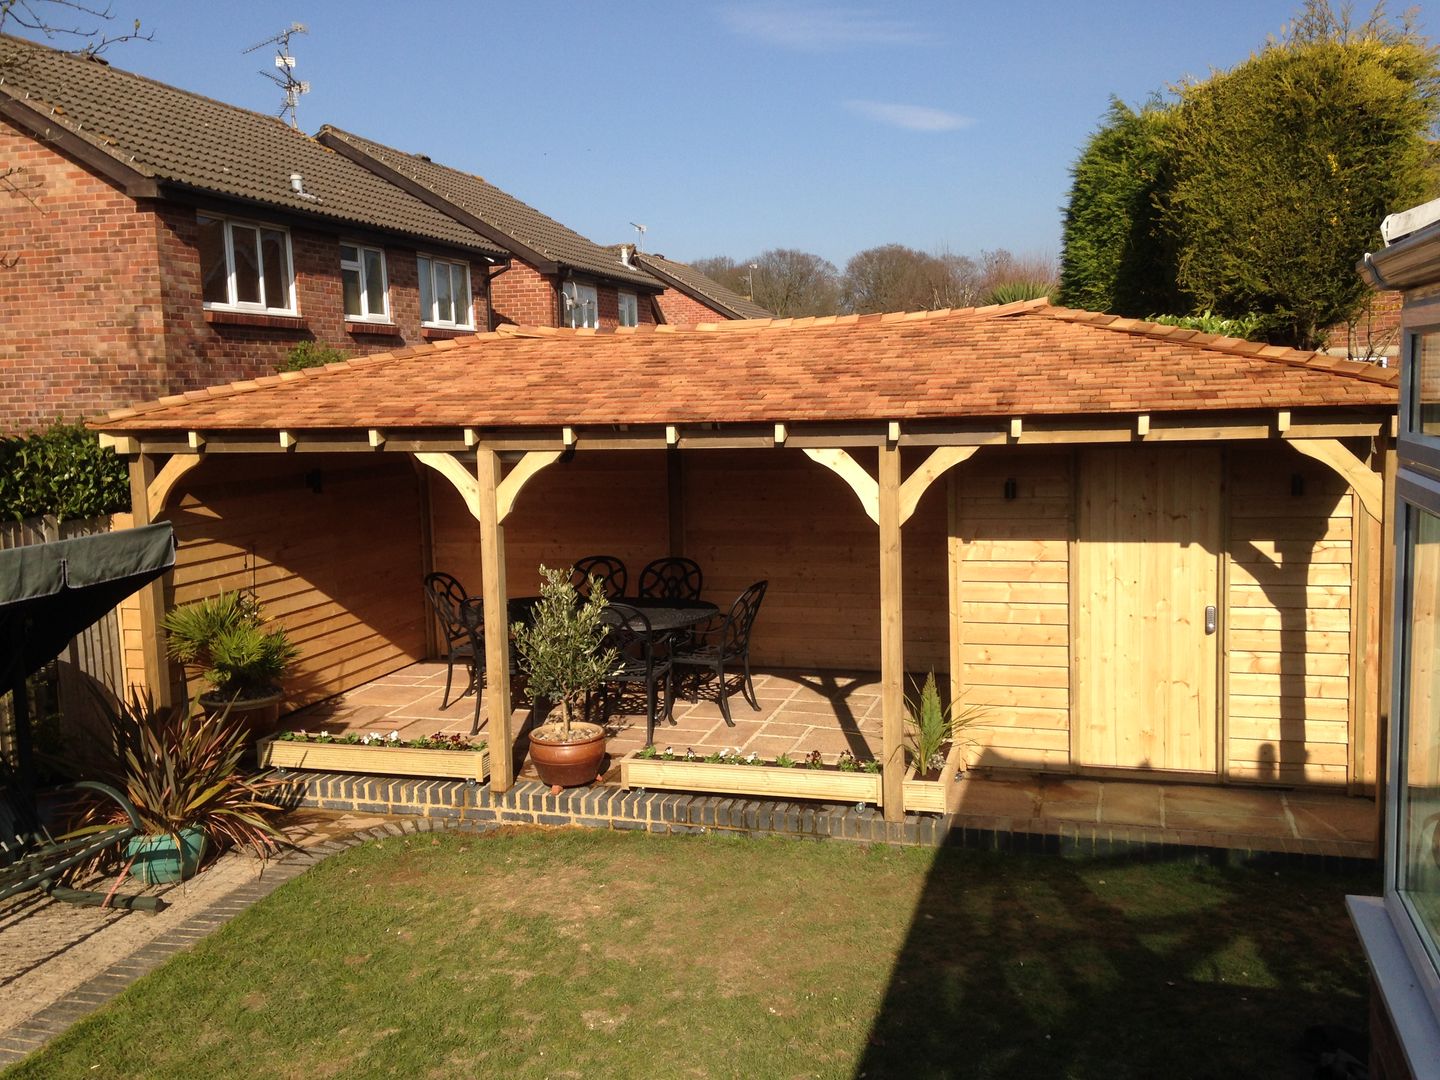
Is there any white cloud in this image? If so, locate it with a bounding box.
[721,6,931,50]
[845,101,974,132]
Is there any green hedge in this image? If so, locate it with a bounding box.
[0,423,130,522]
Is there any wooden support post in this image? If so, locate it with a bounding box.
[946,473,963,721]
[476,449,514,790]
[128,455,173,707]
[878,443,905,821]
[667,450,685,556]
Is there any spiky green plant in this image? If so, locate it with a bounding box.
[66,692,286,863]
[904,670,983,774]
[982,280,1054,306]
[510,566,616,740]
[162,592,298,700]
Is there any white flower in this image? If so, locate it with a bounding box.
[746,752,759,763]
[387,730,401,742]
[663,746,673,756]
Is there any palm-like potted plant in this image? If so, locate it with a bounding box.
[162,591,298,737]
[905,670,979,780]
[68,693,287,883]
[511,565,617,789]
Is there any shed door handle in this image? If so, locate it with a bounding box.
[1204,605,1217,635]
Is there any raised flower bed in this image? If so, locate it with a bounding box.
[258,730,489,782]
[621,743,966,813]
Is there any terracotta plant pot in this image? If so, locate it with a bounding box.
[528,721,607,788]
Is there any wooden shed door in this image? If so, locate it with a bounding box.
[1075,447,1221,773]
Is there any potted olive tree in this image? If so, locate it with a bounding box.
[162,591,298,738]
[511,566,616,789]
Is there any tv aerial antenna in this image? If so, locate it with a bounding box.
[629,221,647,251]
[243,23,310,128]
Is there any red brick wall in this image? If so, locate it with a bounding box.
[156,205,493,395]
[0,117,494,428]
[489,259,657,329]
[0,117,169,433]
[655,287,731,325]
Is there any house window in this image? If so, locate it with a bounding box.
[418,255,472,328]
[197,214,295,313]
[562,281,598,328]
[618,292,639,327]
[341,244,388,321]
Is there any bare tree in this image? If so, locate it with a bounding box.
[841,243,981,313]
[748,248,841,317]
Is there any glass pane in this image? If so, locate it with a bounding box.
[230,224,261,304]
[260,229,289,310]
[342,266,362,317]
[434,260,453,323]
[197,216,229,304]
[365,249,386,317]
[451,264,468,325]
[340,244,358,266]
[1414,331,1440,437]
[418,257,433,321]
[1399,504,1440,972]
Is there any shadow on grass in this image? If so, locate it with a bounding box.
[853,847,1377,1080]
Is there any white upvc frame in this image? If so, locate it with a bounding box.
[562,280,599,329]
[1385,310,1440,1023]
[617,291,639,327]
[340,242,390,322]
[417,254,474,329]
[198,214,297,315]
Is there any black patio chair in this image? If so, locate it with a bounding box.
[423,571,477,705]
[597,604,674,746]
[571,555,627,600]
[637,557,704,601]
[1,780,164,912]
[670,580,768,726]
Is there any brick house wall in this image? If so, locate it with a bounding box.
[489,259,657,330]
[0,116,170,433]
[0,118,493,431]
[655,287,731,326]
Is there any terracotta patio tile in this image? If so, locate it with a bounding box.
[1098,783,1165,828]
[741,734,804,758]
[1036,779,1101,823]
[1162,786,1288,818]
[952,778,1038,818]
[1164,809,1289,836]
[343,682,435,708]
[1287,801,1377,844]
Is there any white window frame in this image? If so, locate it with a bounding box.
[617,291,639,327]
[198,214,297,315]
[562,280,599,329]
[341,242,390,322]
[417,255,474,329]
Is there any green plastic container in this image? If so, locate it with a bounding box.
[126,828,206,884]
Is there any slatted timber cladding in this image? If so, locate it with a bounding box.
[1226,443,1354,786]
[162,454,425,709]
[428,450,671,604]
[952,449,1073,771]
[683,450,949,671]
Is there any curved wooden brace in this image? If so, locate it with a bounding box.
[415,452,480,520]
[1288,438,1384,521]
[804,448,879,524]
[497,450,562,524]
[146,453,205,517]
[898,446,978,526]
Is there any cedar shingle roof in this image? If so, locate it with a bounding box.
[98,302,1397,433]
[0,34,506,257]
[633,252,773,320]
[318,126,660,290]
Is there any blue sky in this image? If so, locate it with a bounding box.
[14,1,1434,268]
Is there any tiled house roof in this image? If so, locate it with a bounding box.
[632,252,773,319]
[99,301,1397,432]
[0,34,506,256]
[317,126,659,290]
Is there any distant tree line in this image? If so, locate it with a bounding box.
[690,246,1057,319]
[1057,0,1440,350]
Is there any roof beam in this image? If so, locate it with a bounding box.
[1288,438,1384,520]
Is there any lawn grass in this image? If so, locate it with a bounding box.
[6,828,1374,1079]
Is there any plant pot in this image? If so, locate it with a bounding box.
[127,827,206,884]
[528,721,607,788]
[199,690,283,741]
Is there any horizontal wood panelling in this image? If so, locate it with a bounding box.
[955,449,1072,772]
[164,454,424,709]
[1225,446,1353,786]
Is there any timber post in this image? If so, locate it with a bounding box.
[128,454,173,707]
[878,443,905,821]
[476,448,514,791]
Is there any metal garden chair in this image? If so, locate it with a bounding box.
[598,604,674,746]
[571,556,627,600]
[637,557,704,601]
[670,580,768,726]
